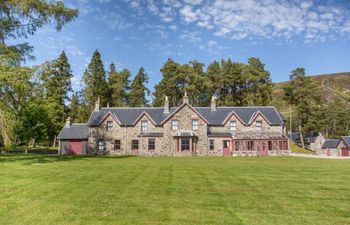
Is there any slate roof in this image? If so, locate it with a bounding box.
[88,106,284,126]
[57,123,89,140]
[322,139,339,149]
[341,136,350,147]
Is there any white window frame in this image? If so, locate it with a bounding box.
[106,121,113,131]
[230,121,236,131]
[256,121,262,131]
[141,120,148,131]
[98,139,105,151]
[171,120,178,130]
[192,119,198,130]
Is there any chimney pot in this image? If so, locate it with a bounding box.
[211,95,217,111]
[164,95,169,114]
[94,97,100,112]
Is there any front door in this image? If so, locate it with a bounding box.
[341,148,349,157]
[223,140,231,156]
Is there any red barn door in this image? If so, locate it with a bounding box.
[69,140,82,155]
[341,148,349,157]
[223,140,231,156]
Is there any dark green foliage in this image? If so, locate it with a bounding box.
[129,67,150,107]
[69,92,79,121]
[0,0,78,66]
[82,50,109,108]
[153,58,273,107]
[14,103,49,147]
[107,63,130,107]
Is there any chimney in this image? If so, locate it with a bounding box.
[107,102,110,108]
[64,117,72,128]
[183,91,189,104]
[211,95,217,111]
[94,97,100,112]
[164,95,169,114]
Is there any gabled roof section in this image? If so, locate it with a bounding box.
[58,123,89,140]
[87,106,284,126]
[98,111,121,125]
[322,139,339,149]
[160,103,209,125]
[247,110,271,125]
[222,110,246,125]
[132,111,157,126]
[338,136,350,148]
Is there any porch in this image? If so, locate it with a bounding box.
[174,130,198,156]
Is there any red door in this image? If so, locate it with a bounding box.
[341,148,349,157]
[69,140,82,155]
[257,141,268,157]
[223,140,231,156]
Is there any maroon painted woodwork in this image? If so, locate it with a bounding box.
[68,140,82,155]
[341,148,349,157]
[223,140,231,156]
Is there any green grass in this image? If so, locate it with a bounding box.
[1,155,350,225]
[290,142,314,154]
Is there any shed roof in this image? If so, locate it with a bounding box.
[322,139,339,149]
[57,123,89,140]
[341,136,350,147]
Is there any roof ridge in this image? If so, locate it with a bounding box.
[194,106,276,108]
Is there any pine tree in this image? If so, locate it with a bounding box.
[107,63,130,107]
[82,50,108,108]
[129,67,150,107]
[69,92,80,122]
[43,51,73,105]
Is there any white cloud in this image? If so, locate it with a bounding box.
[180,31,201,43]
[98,12,133,30]
[125,0,350,42]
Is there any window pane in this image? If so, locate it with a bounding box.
[107,121,113,131]
[141,121,148,131]
[192,119,198,130]
[181,139,190,151]
[114,140,121,150]
[148,139,155,150]
[132,140,139,150]
[230,121,236,131]
[209,139,214,150]
[172,120,178,130]
[98,139,105,150]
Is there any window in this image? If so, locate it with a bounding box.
[148,139,155,150]
[181,139,190,151]
[256,121,262,131]
[98,139,105,151]
[132,140,139,150]
[230,121,236,131]
[171,120,178,130]
[141,121,148,131]
[192,119,198,130]
[209,139,215,150]
[247,141,254,150]
[106,121,113,131]
[114,140,121,150]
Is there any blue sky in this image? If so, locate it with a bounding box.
[19,0,350,93]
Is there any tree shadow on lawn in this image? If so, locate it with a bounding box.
[0,154,136,165]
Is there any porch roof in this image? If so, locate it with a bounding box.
[174,130,198,137]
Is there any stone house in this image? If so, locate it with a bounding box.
[309,132,326,152]
[319,139,339,156]
[58,94,290,156]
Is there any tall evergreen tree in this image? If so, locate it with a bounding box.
[42,51,73,104]
[0,1,78,66]
[283,68,318,148]
[69,92,80,122]
[107,63,130,106]
[82,50,108,108]
[129,67,150,106]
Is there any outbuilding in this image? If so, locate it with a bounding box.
[320,139,339,156]
[57,117,89,155]
[337,136,350,157]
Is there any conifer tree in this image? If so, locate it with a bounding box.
[129,67,150,106]
[69,92,80,122]
[82,50,108,108]
[107,63,130,106]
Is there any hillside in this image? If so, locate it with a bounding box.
[271,72,350,117]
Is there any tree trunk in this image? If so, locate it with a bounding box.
[299,124,305,149]
[52,135,57,147]
[25,145,28,154]
[32,138,36,148]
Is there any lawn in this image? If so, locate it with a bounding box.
[1,155,350,225]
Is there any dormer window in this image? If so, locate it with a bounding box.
[171,120,178,130]
[192,119,198,130]
[106,121,113,131]
[256,121,262,131]
[141,121,148,131]
[230,121,236,131]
